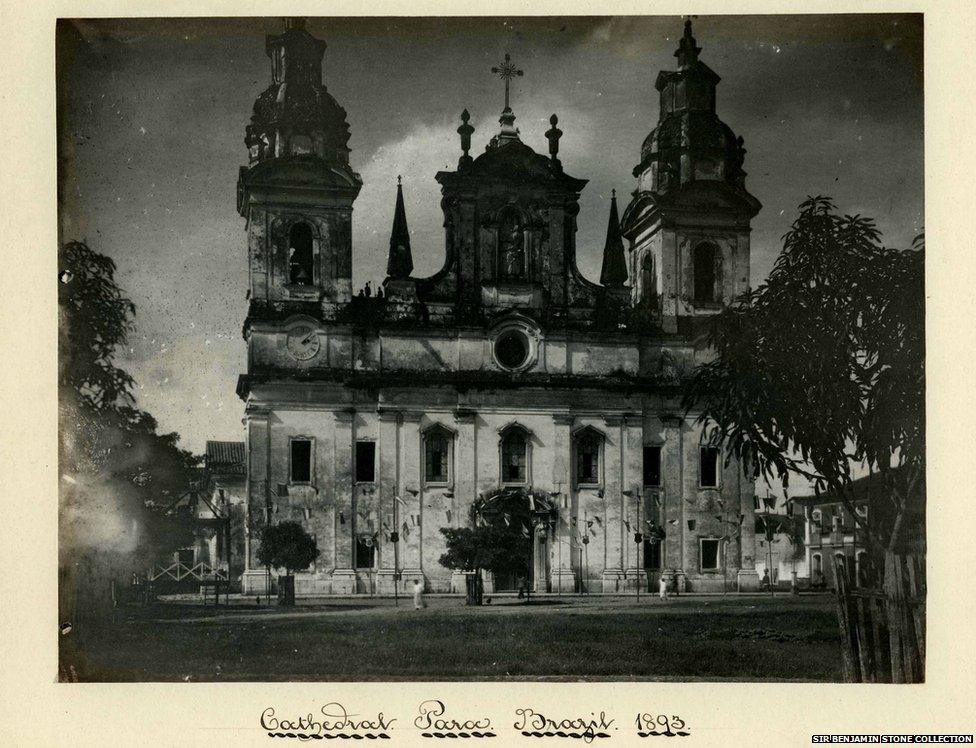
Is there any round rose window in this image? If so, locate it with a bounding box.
[494,330,530,370]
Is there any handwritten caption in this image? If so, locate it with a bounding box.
[260,703,689,741]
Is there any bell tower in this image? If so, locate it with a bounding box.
[621,20,761,335]
[237,18,362,316]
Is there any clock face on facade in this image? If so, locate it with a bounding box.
[286,325,321,361]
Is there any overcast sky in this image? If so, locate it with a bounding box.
[57,14,923,460]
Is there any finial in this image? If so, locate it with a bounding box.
[611,188,616,199]
[675,16,701,69]
[545,113,562,162]
[457,109,475,167]
[397,174,402,186]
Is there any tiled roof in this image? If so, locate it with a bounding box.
[205,441,245,472]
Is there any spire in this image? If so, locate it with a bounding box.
[600,190,628,287]
[386,177,413,279]
[675,18,701,69]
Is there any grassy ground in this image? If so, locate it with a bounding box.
[59,594,842,682]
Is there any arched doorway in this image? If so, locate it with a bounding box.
[471,487,558,593]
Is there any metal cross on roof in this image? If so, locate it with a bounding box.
[491,53,523,111]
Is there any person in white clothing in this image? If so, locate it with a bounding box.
[658,575,669,600]
[413,579,426,610]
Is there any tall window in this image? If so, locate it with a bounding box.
[355,441,376,483]
[355,535,376,569]
[700,538,720,571]
[288,222,314,285]
[693,243,717,304]
[640,253,657,307]
[575,429,601,486]
[290,438,312,483]
[501,427,528,484]
[699,446,719,488]
[643,445,662,487]
[424,427,452,484]
[643,538,662,570]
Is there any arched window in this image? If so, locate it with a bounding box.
[693,243,717,304]
[573,428,603,487]
[289,222,314,285]
[423,425,453,485]
[835,553,847,581]
[500,426,530,485]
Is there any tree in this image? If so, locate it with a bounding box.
[59,241,199,620]
[440,487,558,604]
[684,196,924,679]
[257,521,319,576]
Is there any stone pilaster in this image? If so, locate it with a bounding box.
[550,413,575,593]
[399,411,424,583]
[623,415,647,591]
[376,409,404,595]
[454,408,478,528]
[241,409,270,594]
[736,464,760,591]
[661,414,684,582]
[331,408,356,594]
[601,414,625,591]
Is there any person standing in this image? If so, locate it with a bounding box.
[413,578,426,610]
[658,574,669,601]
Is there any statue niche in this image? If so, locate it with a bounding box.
[498,209,527,281]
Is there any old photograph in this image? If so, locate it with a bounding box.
[57,14,924,683]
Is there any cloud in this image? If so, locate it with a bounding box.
[352,117,465,287]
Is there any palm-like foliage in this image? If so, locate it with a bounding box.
[684,197,924,554]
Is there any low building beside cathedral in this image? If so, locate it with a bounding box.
[236,19,762,595]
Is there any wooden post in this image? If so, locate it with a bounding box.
[833,555,861,682]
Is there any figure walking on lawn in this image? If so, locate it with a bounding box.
[659,575,669,601]
[413,578,426,610]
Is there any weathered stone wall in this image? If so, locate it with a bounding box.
[240,381,758,594]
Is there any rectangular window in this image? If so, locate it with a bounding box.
[700,538,720,571]
[576,435,600,485]
[424,432,450,483]
[291,439,312,483]
[699,447,719,487]
[355,441,376,483]
[355,535,375,569]
[643,445,662,487]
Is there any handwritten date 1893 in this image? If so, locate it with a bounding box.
[635,714,690,738]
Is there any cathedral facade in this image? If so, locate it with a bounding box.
[236,19,762,595]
